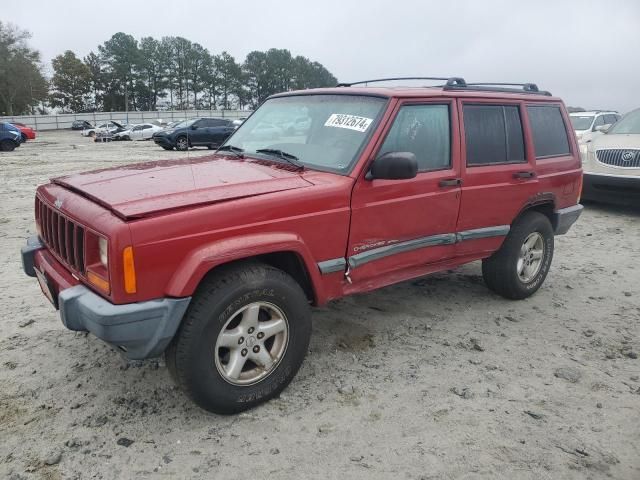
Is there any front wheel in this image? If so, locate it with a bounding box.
[175,136,189,151]
[482,211,554,300]
[165,262,312,414]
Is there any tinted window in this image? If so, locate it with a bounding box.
[604,114,618,125]
[593,116,605,127]
[379,104,450,172]
[527,105,571,158]
[464,105,525,165]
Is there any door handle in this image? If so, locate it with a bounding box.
[513,171,536,179]
[439,178,462,187]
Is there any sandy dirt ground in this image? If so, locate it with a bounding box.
[0,130,639,480]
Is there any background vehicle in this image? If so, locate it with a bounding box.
[12,122,36,141]
[581,108,640,205]
[22,78,582,414]
[152,117,235,151]
[114,123,164,141]
[570,111,621,143]
[82,121,127,138]
[0,123,22,151]
[71,120,93,130]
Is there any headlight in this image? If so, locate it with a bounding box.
[99,237,108,267]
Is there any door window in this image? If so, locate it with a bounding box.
[463,105,525,165]
[604,114,618,125]
[379,104,450,172]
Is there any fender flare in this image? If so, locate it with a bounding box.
[164,232,326,302]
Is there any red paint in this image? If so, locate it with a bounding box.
[32,87,581,307]
[13,123,36,140]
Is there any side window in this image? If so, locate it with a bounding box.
[379,104,450,172]
[463,105,525,165]
[604,114,618,125]
[593,116,605,128]
[142,124,152,130]
[526,105,571,158]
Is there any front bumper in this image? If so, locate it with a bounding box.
[152,136,174,148]
[583,172,640,205]
[21,236,190,359]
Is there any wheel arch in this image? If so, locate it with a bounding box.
[512,194,558,230]
[165,233,324,305]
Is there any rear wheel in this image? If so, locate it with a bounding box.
[165,262,312,414]
[0,140,16,152]
[482,211,554,300]
[175,136,189,151]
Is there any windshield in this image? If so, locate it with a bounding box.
[222,94,387,173]
[570,115,594,131]
[608,109,640,135]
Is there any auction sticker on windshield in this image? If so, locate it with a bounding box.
[324,114,373,132]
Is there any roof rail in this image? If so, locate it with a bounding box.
[444,82,552,96]
[336,77,467,88]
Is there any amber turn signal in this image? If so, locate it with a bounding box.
[87,270,110,294]
[123,246,137,294]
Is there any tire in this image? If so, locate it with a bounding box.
[0,140,16,152]
[161,146,173,151]
[88,131,96,138]
[482,211,554,300]
[165,262,312,414]
[175,136,189,151]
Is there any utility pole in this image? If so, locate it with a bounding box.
[124,80,129,124]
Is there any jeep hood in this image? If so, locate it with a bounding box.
[52,156,313,219]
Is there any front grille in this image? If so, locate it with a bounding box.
[595,149,640,168]
[36,197,85,273]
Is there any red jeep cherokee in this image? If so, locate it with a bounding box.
[22,77,583,414]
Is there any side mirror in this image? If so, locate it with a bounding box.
[594,124,611,133]
[368,152,418,180]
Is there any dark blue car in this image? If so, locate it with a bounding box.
[152,118,236,151]
[0,122,22,152]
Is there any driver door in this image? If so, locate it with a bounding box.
[347,99,461,285]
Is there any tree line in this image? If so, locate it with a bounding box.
[0,22,338,116]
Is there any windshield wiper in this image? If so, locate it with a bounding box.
[216,144,245,158]
[255,148,304,169]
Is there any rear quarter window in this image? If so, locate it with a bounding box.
[526,105,571,158]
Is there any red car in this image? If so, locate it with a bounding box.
[13,122,36,141]
[22,77,583,414]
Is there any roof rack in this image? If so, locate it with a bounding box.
[443,82,552,96]
[335,77,467,88]
[335,77,552,96]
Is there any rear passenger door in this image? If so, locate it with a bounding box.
[209,119,235,145]
[455,101,538,257]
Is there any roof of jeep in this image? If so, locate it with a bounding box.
[271,86,564,103]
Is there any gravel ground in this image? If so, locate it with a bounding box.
[1,131,639,480]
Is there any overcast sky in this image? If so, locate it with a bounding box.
[4,0,639,112]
